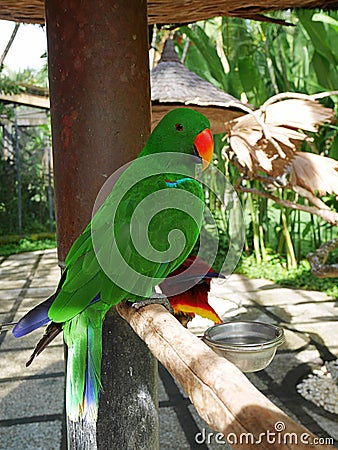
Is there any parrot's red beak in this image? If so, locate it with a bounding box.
[194,128,214,170]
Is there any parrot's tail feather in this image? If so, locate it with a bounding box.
[26,322,63,367]
[12,293,57,338]
[83,323,102,420]
[65,307,106,422]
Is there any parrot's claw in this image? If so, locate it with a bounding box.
[131,293,174,314]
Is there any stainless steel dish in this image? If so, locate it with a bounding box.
[203,321,285,372]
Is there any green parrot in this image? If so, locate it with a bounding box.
[12,108,214,421]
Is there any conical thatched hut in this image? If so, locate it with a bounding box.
[151,38,246,133]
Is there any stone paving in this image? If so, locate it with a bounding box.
[0,249,337,449]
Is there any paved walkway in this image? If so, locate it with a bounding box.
[0,249,337,449]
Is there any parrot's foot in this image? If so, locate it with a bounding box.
[131,294,174,314]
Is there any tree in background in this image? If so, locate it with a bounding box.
[0,23,52,236]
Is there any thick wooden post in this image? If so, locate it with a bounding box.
[44,0,157,448]
[98,309,159,449]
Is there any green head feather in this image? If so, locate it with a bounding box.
[139,108,211,158]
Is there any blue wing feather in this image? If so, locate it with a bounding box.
[12,294,55,338]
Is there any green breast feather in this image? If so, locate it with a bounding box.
[48,172,204,323]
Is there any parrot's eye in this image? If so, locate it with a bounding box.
[175,123,184,132]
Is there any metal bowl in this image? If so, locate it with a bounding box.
[203,321,285,373]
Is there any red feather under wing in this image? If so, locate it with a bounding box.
[169,283,222,324]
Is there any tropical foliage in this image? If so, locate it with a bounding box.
[171,10,338,269]
[1,28,51,237]
[176,10,338,103]
[0,122,54,235]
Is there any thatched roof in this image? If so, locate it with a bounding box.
[150,39,245,132]
[151,39,242,109]
[1,0,337,25]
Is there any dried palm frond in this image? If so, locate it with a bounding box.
[226,96,334,178]
[262,99,334,132]
[288,152,338,196]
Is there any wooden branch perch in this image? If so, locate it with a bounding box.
[308,238,338,278]
[116,303,334,450]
